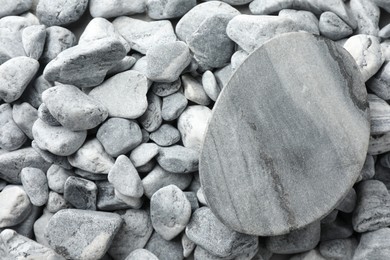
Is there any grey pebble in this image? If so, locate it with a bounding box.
[368,94,390,135]
[109,209,153,259]
[196,187,207,206]
[151,79,181,97]
[147,0,196,19]
[142,165,193,199]
[182,74,211,105]
[37,103,60,126]
[279,9,319,35]
[33,208,53,247]
[1,229,64,259]
[0,56,39,103]
[186,207,259,258]
[43,37,126,87]
[0,104,27,151]
[68,138,115,174]
[139,92,163,132]
[89,70,148,119]
[184,191,199,212]
[125,249,158,260]
[47,191,72,213]
[336,188,357,213]
[97,118,142,157]
[47,165,74,193]
[321,216,354,241]
[89,0,146,18]
[227,15,299,53]
[359,155,375,181]
[147,41,191,82]
[202,70,221,101]
[40,26,76,65]
[12,102,38,139]
[145,232,184,260]
[0,147,50,184]
[367,61,390,100]
[162,91,188,121]
[151,185,192,240]
[64,176,97,210]
[108,155,143,198]
[231,50,249,71]
[157,145,199,174]
[36,0,88,26]
[368,132,390,155]
[11,205,42,239]
[349,0,380,36]
[96,181,134,211]
[141,129,150,143]
[22,25,46,60]
[353,227,390,260]
[20,167,49,206]
[374,163,390,190]
[214,63,233,88]
[352,180,390,233]
[0,0,32,18]
[45,209,122,260]
[182,233,196,257]
[150,124,181,147]
[20,75,52,109]
[32,118,87,156]
[32,141,72,170]
[265,221,321,254]
[130,142,159,168]
[0,185,32,228]
[113,17,176,54]
[319,237,357,260]
[319,12,353,41]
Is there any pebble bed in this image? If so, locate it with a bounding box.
[0,0,390,259]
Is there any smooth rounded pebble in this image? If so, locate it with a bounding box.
[0,104,27,151]
[139,93,163,132]
[89,0,146,18]
[162,92,188,121]
[64,176,98,210]
[151,185,192,240]
[319,12,353,41]
[125,249,158,260]
[130,142,159,168]
[182,75,211,105]
[21,167,49,206]
[157,145,199,174]
[150,124,181,147]
[36,0,88,26]
[0,0,32,18]
[202,70,221,101]
[0,185,32,228]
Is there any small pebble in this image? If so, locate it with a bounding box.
[40,26,76,64]
[336,188,357,213]
[0,104,27,151]
[279,9,319,35]
[126,249,159,260]
[319,12,353,41]
[182,74,211,105]
[360,155,375,181]
[36,0,88,26]
[89,0,146,18]
[96,181,132,211]
[151,79,182,97]
[0,185,32,228]
[157,145,199,174]
[22,25,46,60]
[182,233,196,257]
[319,237,357,260]
[47,165,74,194]
[0,28,25,65]
[353,228,390,260]
[145,232,184,260]
[21,167,49,206]
[150,124,181,147]
[202,70,221,101]
[107,56,136,76]
[47,191,72,213]
[320,216,354,241]
[162,91,188,121]
[185,191,200,212]
[130,142,159,168]
[139,93,163,132]
[231,50,249,71]
[64,176,98,210]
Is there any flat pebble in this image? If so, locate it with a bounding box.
[43,37,126,87]
[125,249,159,260]
[178,105,212,152]
[227,15,299,53]
[150,124,181,146]
[145,232,184,260]
[279,9,319,35]
[89,0,146,18]
[89,70,148,119]
[162,91,188,121]
[182,74,211,105]
[147,41,191,82]
[45,209,122,260]
[319,11,353,40]
[0,185,32,228]
[139,93,163,132]
[151,79,181,97]
[12,102,38,139]
[97,118,142,157]
[47,165,74,194]
[0,56,39,102]
[130,142,159,168]
[68,138,115,174]
[21,167,49,206]
[64,176,98,210]
[32,119,87,156]
[108,209,153,259]
[37,103,60,126]
[40,26,76,64]
[47,191,72,213]
[113,17,176,54]
[202,70,221,101]
[22,25,46,60]
[0,104,27,151]
[319,237,357,260]
[157,145,199,174]
[368,94,390,135]
[151,185,192,240]
[36,0,88,26]
[31,141,72,169]
[349,0,380,36]
[352,180,390,232]
[353,228,390,260]
[142,165,193,198]
[0,0,32,18]
[343,34,384,82]
[186,207,259,258]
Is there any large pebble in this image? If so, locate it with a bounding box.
[97,118,142,157]
[349,0,380,36]
[145,232,184,260]
[178,105,212,152]
[151,185,192,240]
[343,34,384,82]
[0,185,32,228]
[109,209,153,259]
[147,0,196,19]
[42,85,108,131]
[279,9,319,35]
[319,12,353,41]
[36,0,88,26]
[0,104,27,151]
[139,93,163,132]
[40,26,76,64]
[108,155,143,198]
[157,145,199,174]
[21,167,49,206]
[130,142,159,168]
[64,176,97,210]
[113,17,176,54]
[32,119,87,156]
[125,249,158,260]
[319,237,357,260]
[162,92,188,121]
[368,94,390,135]
[89,0,146,18]
[186,207,259,258]
[45,209,122,260]
[227,15,299,53]
[12,102,37,139]
[43,37,126,87]
[146,41,191,82]
[0,0,32,18]
[0,56,39,102]
[353,228,390,259]
[150,124,181,147]
[22,25,46,60]
[352,180,390,232]
[89,70,148,119]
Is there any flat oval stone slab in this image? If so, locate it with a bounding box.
[200,32,370,236]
